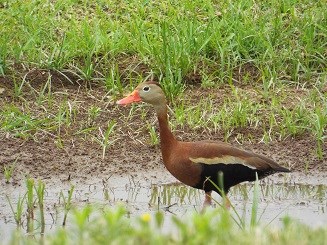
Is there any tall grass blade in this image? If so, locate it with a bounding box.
[60,185,75,227]
[250,173,259,227]
[26,178,35,233]
[35,180,46,235]
[6,194,26,227]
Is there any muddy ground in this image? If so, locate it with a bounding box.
[0,70,326,185]
[0,132,326,185]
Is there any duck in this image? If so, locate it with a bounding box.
[117,81,291,208]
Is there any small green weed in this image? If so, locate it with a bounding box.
[35,180,46,234]
[26,178,35,233]
[3,158,18,184]
[0,105,55,139]
[60,185,75,227]
[87,106,102,126]
[6,194,26,227]
[147,124,159,146]
[97,120,117,159]
[311,108,327,159]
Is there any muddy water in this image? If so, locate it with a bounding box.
[1,171,326,241]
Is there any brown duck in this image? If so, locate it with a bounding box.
[117,81,291,207]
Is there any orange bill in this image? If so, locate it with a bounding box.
[116,90,142,105]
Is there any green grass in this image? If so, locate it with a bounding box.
[1,0,325,83]
[97,120,117,158]
[147,124,160,146]
[60,185,75,227]
[35,180,46,234]
[6,194,25,227]
[3,158,17,184]
[0,0,325,161]
[8,205,327,245]
[26,177,35,232]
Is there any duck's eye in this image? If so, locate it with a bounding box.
[143,86,150,92]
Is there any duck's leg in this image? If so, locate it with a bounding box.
[202,191,231,212]
[201,191,212,211]
[204,191,212,206]
[222,195,231,209]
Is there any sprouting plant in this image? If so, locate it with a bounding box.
[46,32,68,70]
[37,73,53,104]
[26,178,35,233]
[0,105,53,139]
[0,55,6,75]
[147,124,159,146]
[98,120,117,159]
[104,63,123,94]
[56,100,76,129]
[172,100,186,127]
[161,73,185,101]
[60,185,75,227]
[87,106,102,126]
[3,158,18,184]
[6,194,26,227]
[35,180,46,234]
[13,75,27,98]
[311,108,327,160]
[73,205,92,242]
[250,173,259,228]
[74,56,95,81]
[261,69,275,100]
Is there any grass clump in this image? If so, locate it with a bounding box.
[3,158,18,184]
[0,104,55,139]
[60,185,75,227]
[6,194,25,227]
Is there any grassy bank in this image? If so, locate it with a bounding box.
[0,0,326,157]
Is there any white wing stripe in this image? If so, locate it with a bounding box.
[189,156,257,169]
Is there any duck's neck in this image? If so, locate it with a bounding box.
[155,105,177,157]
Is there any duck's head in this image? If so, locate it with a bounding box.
[117,81,166,108]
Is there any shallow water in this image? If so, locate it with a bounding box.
[1,171,326,242]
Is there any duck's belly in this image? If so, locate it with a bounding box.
[165,161,202,187]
